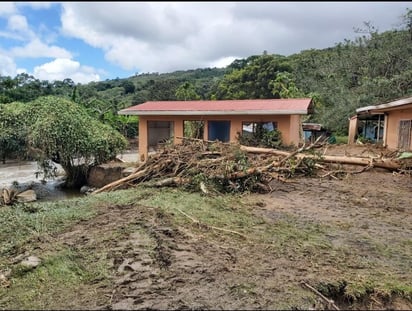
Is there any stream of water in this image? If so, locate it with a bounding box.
[0,151,139,202]
[0,160,84,201]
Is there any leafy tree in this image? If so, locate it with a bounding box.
[287,10,412,134]
[175,81,201,100]
[270,72,305,98]
[0,102,27,163]
[401,8,412,40]
[24,96,127,188]
[146,78,180,100]
[121,80,136,94]
[0,76,16,103]
[214,54,292,99]
[103,112,139,138]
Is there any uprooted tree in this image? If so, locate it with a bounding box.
[14,96,127,188]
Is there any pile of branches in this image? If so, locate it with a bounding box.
[92,138,405,195]
[93,138,325,195]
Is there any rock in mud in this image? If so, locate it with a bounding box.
[88,163,131,188]
[20,256,41,269]
[16,190,37,203]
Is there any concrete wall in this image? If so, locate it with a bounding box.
[385,108,412,150]
[288,115,302,146]
[348,116,358,144]
[148,121,173,146]
[138,114,304,161]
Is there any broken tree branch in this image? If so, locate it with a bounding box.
[300,281,340,310]
[175,207,247,239]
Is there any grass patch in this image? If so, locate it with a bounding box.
[317,278,412,305]
[0,196,104,259]
[335,135,348,144]
[140,188,258,229]
[129,188,334,258]
[0,247,110,309]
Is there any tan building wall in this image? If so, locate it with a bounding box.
[138,114,304,161]
[348,116,358,144]
[384,108,412,150]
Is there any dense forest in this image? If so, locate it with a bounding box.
[1,10,412,159]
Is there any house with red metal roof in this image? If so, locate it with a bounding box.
[118,98,314,161]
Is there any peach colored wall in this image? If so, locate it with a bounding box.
[174,119,184,144]
[385,108,412,150]
[138,117,148,162]
[289,115,302,146]
[138,114,304,161]
[348,117,358,144]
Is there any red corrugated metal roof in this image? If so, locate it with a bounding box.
[119,98,313,116]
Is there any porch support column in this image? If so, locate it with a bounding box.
[139,116,148,162]
[174,117,184,144]
[348,116,358,144]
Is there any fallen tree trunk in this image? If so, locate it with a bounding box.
[318,155,400,170]
[240,145,290,157]
[240,145,401,170]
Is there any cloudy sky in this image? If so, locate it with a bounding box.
[0,2,410,84]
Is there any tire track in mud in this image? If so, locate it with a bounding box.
[55,204,241,310]
[50,202,248,310]
[108,208,240,310]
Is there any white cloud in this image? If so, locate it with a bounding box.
[0,4,100,84]
[33,58,101,84]
[0,2,16,17]
[17,2,54,10]
[7,14,29,32]
[60,2,239,72]
[2,2,411,81]
[208,56,240,69]
[59,2,411,74]
[0,14,33,41]
[11,38,72,58]
[0,52,17,76]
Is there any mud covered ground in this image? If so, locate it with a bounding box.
[1,145,411,310]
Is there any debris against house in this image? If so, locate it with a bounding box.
[92,138,410,195]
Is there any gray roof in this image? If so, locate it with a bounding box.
[356,96,412,113]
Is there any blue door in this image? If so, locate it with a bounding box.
[208,120,230,142]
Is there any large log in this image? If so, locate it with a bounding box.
[240,145,401,170]
[240,145,290,156]
[317,154,400,170]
